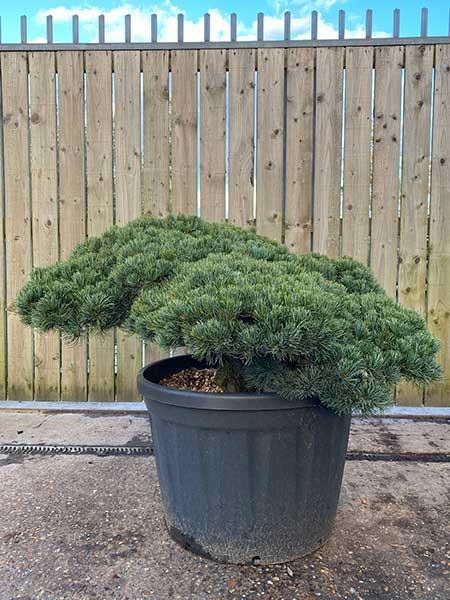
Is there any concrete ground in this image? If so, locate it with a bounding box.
[0,412,449,600]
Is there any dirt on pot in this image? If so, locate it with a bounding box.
[160,367,223,393]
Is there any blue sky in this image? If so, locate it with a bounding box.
[0,0,447,43]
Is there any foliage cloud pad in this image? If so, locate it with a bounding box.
[16,216,440,415]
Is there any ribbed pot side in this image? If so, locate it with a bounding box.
[138,355,351,565]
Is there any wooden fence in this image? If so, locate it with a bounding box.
[0,16,449,405]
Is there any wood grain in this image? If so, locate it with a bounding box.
[199,49,226,222]
[397,45,433,406]
[256,48,284,242]
[371,46,403,298]
[57,51,87,401]
[142,50,170,366]
[85,51,115,402]
[285,47,314,254]
[171,50,198,215]
[1,52,33,400]
[29,52,60,400]
[228,49,255,228]
[312,47,344,257]
[0,58,6,398]
[142,50,169,217]
[426,45,450,406]
[342,47,373,264]
[114,50,143,401]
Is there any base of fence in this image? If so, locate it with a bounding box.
[0,401,449,419]
[0,400,148,414]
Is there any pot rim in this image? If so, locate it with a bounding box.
[137,354,321,412]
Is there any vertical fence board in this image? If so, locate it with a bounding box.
[171,50,197,215]
[142,50,169,217]
[371,47,403,409]
[29,52,60,400]
[342,47,373,264]
[399,45,433,313]
[256,48,284,242]
[397,45,434,406]
[0,59,6,398]
[312,47,344,257]
[285,47,314,254]
[57,51,87,401]
[114,50,142,401]
[142,51,170,365]
[426,45,450,406]
[199,49,226,221]
[114,50,143,400]
[1,53,33,400]
[371,46,403,298]
[228,49,255,228]
[85,51,114,401]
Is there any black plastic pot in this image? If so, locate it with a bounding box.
[138,354,351,565]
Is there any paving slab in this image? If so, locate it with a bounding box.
[0,451,449,600]
[0,413,151,446]
[349,418,450,454]
[1,412,449,454]
[1,413,449,599]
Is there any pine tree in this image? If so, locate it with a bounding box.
[16,215,441,415]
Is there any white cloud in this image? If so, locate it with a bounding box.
[268,0,345,15]
[36,6,100,24]
[29,36,48,44]
[34,4,388,42]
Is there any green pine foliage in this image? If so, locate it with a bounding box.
[16,215,441,415]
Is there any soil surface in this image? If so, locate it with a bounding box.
[160,367,222,393]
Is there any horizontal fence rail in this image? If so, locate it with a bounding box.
[0,10,449,406]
